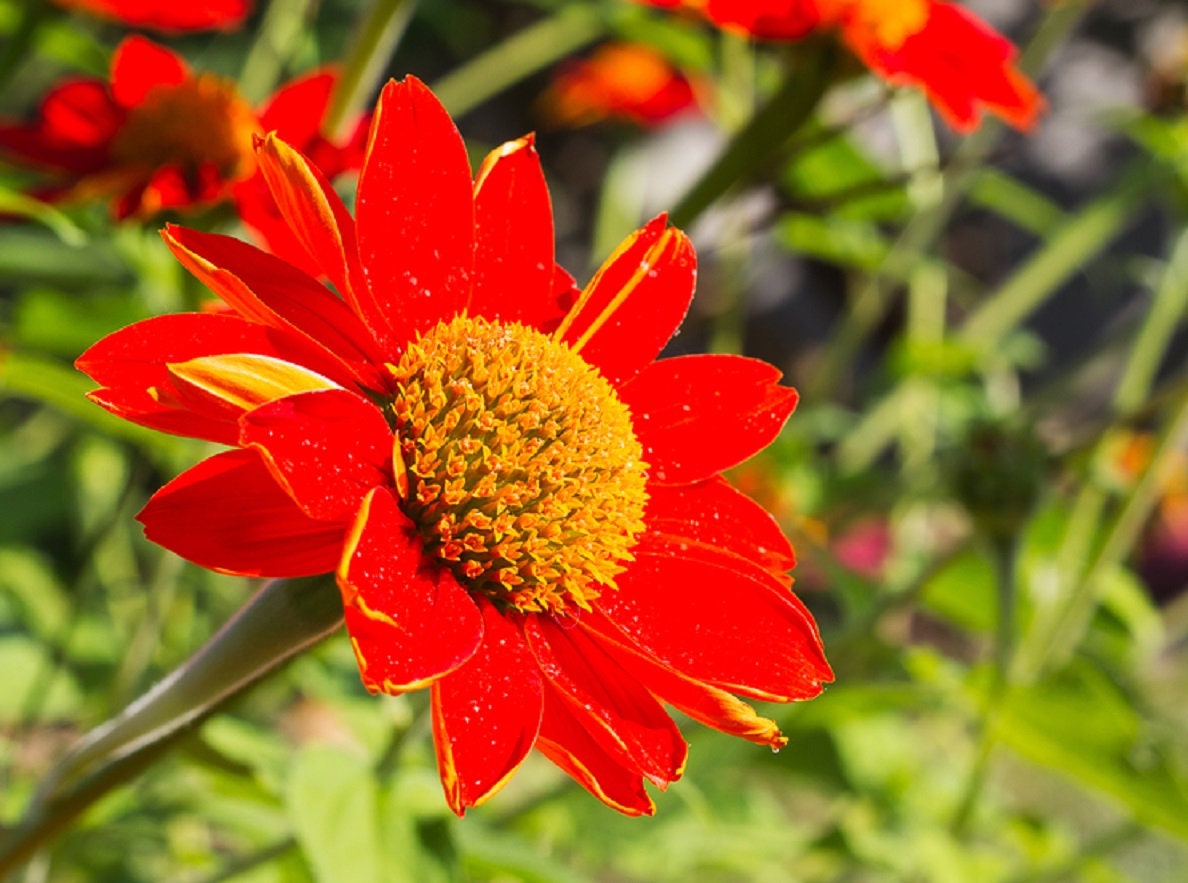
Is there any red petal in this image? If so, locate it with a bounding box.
[598,543,833,702]
[620,354,798,484]
[337,487,483,693]
[110,36,189,109]
[468,136,559,328]
[523,616,686,788]
[239,389,393,522]
[431,601,543,815]
[646,477,795,580]
[58,0,251,31]
[76,312,296,444]
[582,612,787,748]
[0,80,122,169]
[250,134,370,313]
[556,214,695,386]
[138,449,345,577]
[162,224,384,389]
[536,684,655,816]
[257,69,335,146]
[354,77,475,355]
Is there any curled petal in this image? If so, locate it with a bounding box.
[239,389,392,522]
[524,616,686,788]
[621,354,798,484]
[582,613,786,749]
[432,602,543,815]
[536,684,655,816]
[556,214,695,386]
[138,449,344,577]
[166,353,340,422]
[337,487,483,693]
[251,133,369,310]
[163,224,382,389]
[76,312,297,444]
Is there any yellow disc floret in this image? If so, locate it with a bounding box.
[388,315,649,614]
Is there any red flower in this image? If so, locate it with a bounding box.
[541,43,701,128]
[0,36,366,271]
[637,0,1043,132]
[50,0,251,32]
[76,77,832,816]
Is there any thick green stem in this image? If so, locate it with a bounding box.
[0,577,344,876]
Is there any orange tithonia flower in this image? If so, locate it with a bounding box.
[542,43,701,128]
[0,36,367,273]
[50,0,251,32]
[638,0,1043,132]
[76,77,833,816]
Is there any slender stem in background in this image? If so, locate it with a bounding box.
[237,0,320,103]
[325,0,421,138]
[669,40,835,230]
[805,0,1094,399]
[431,4,606,119]
[0,577,344,877]
[950,535,1016,837]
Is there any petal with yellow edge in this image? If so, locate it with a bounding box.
[338,487,483,694]
[431,600,543,816]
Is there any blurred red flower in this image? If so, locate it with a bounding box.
[0,36,367,273]
[51,0,251,32]
[542,43,701,128]
[76,76,833,816]
[638,0,1043,132]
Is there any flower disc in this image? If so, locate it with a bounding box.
[389,315,649,614]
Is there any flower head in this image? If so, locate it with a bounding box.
[51,0,251,32]
[638,0,1043,132]
[541,43,701,128]
[77,76,832,816]
[0,37,367,270]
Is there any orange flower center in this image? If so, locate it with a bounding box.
[388,316,649,615]
[111,74,258,184]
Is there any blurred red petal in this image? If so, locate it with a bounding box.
[240,389,393,522]
[355,77,475,355]
[138,449,345,577]
[110,36,189,109]
[338,487,483,693]
[432,601,543,815]
[620,354,798,484]
[54,0,251,32]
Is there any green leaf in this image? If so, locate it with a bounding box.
[776,212,889,271]
[919,548,998,633]
[287,745,384,883]
[994,661,1188,840]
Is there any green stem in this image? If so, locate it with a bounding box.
[325,0,421,138]
[804,0,1093,399]
[669,40,835,230]
[237,0,320,103]
[430,4,606,119]
[0,577,344,877]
